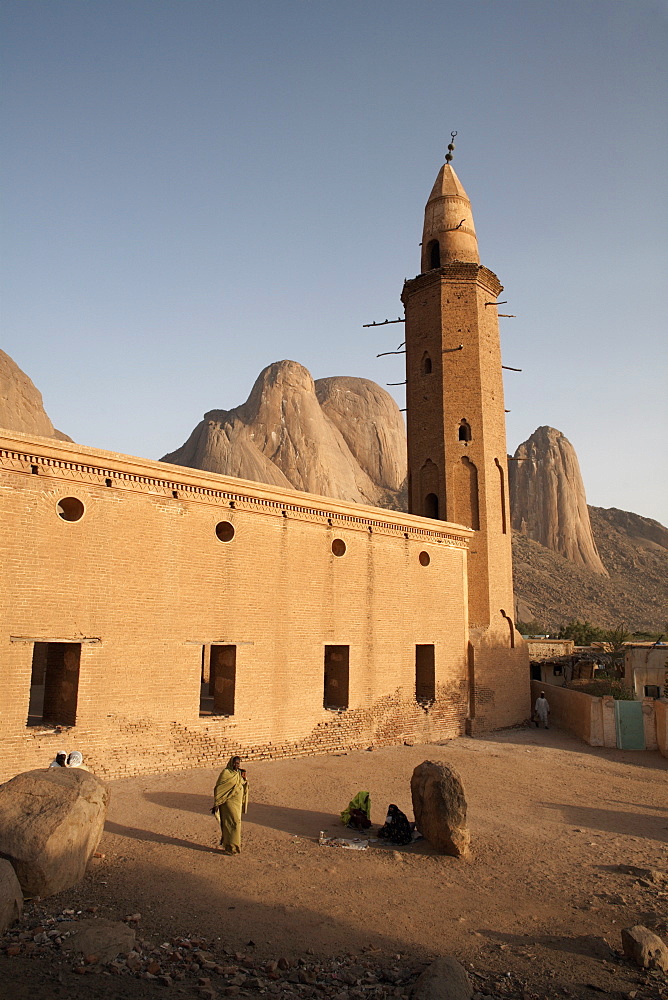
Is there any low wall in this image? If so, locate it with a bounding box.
[531,681,665,755]
[656,700,668,757]
[530,680,603,745]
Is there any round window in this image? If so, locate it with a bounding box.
[215,521,235,542]
[419,551,431,566]
[331,538,346,557]
[56,497,85,522]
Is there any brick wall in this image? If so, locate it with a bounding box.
[1,431,478,782]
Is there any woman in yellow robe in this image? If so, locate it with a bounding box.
[212,755,248,854]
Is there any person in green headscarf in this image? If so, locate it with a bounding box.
[340,791,371,830]
[212,755,248,854]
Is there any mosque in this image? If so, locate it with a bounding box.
[0,149,529,782]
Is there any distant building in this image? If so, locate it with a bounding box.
[624,644,667,700]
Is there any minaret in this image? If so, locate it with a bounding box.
[401,138,528,730]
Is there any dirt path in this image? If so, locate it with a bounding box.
[2,728,667,999]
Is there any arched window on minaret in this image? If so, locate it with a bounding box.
[420,460,440,520]
[422,353,432,375]
[454,456,480,530]
[427,240,440,269]
[458,419,471,442]
[424,493,439,519]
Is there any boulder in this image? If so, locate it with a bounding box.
[410,760,470,858]
[60,918,135,964]
[0,858,23,931]
[0,348,71,441]
[161,360,407,509]
[508,426,607,575]
[0,768,109,898]
[621,925,668,972]
[411,956,472,1000]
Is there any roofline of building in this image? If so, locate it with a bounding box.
[0,427,474,543]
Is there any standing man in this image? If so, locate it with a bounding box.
[212,755,248,854]
[535,691,550,729]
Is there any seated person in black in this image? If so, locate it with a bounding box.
[377,803,413,845]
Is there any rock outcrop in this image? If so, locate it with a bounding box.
[410,760,470,858]
[0,859,23,931]
[513,505,668,631]
[0,349,71,441]
[508,426,607,576]
[0,768,109,898]
[161,361,407,508]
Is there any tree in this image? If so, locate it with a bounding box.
[596,625,632,678]
[557,620,605,646]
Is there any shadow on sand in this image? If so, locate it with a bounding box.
[539,801,667,840]
[104,819,218,853]
[144,791,340,837]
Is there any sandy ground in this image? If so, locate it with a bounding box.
[2,727,667,999]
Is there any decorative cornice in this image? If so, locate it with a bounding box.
[0,439,470,549]
[402,263,503,299]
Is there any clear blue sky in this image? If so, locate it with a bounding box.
[2,1,666,523]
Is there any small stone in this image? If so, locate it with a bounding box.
[158,975,173,986]
[278,957,290,970]
[147,961,161,975]
[83,953,99,965]
[6,944,21,956]
[224,988,240,997]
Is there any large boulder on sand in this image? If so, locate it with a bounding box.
[0,859,23,931]
[410,760,470,858]
[0,768,109,898]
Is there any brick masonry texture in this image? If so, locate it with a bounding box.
[1,432,478,782]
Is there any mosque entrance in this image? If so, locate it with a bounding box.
[27,642,81,727]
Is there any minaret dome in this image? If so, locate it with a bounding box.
[420,163,479,271]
